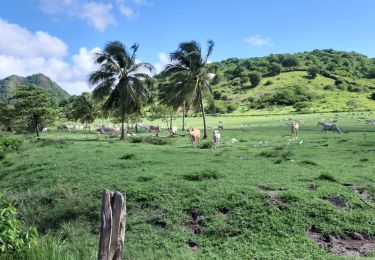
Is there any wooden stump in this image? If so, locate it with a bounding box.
[98,189,126,260]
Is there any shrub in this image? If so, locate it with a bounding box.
[128,136,142,143]
[143,136,169,145]
[120,153,135,160]
[264,80,273,86]
[0,136,25,152]
[0,194,38,254]
[183,169,220,181]
[307,66,320,78]
[249,72,261,87]
[323,85,335,91]
[318,173,338,182]
[370,92,375,101]
[199,141,213,149]
[0,148,5,160]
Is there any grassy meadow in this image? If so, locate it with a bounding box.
[1,112,375,259]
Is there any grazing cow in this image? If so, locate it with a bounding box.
[317,122,342,133]
[42,127,48,133]
[170,126,177,136]
[149,125,160,132]
[212,130,221,149]
[218,123,224,130]
[290,122,299,138]
[187,127,200,147]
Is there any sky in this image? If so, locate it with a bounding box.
[1,0,375,95]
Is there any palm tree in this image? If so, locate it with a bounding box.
[70,93,98,131]
[89,41,154,140]
[163,40,215,138]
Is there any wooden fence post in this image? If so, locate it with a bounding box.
[98,189,126,260]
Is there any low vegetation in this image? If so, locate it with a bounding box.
[1,113,374,258]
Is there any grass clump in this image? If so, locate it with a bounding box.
[0,148,5,160]
[120,153,135,160]
[199,141,213,149]
[318,173,338,183]
[142,136,169,145]
[258,149,294,161]
[0,135,25,152]
[183,168,220,181]
[300,160,319,166]
[128,136,143,143]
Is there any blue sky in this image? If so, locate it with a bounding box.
[1,0,375,94]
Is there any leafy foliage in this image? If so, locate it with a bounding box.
[0,194,38,254]
[11,85,58,136]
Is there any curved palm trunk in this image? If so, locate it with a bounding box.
[199,95,208,139]
[120,112,126,140]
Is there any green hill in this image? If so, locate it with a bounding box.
[0,74,70,102]
[155,49,375,114]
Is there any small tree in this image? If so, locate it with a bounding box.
[0,103,14,132]
[12,85,58,136]
[249,72,261,87]
[307,66,320,78]
[268,63,282,76]
[70,93,99,131]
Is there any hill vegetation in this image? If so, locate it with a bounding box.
[155,49,375,114]
[0,74,70,102]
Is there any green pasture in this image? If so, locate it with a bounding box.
[1,112,375,259]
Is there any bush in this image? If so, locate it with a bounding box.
[293,102,310,112]
[323,85,335,91]
[128,136,142,143]
[120,153,135,160]
[143,136,169,145]
[0,148,5,160]
[370,92,375,101]
[199,141,213,149]
[264,80,273,86]
[249,72,261,87]
[268,63,282,76]
[318,173,338,182]
[0,136,25,152]
[0,194,38,254]
[183,169,220,181]
[307,66,320,78]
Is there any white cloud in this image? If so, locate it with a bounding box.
[153,52,170,73]
[245,35,272,47]
[0,46,99,95]
[117,0,135,19]
[40,0,116,31]
[0,19,101,95]
[80,2,116,31]
[0,18,68,58]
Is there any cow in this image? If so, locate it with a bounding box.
[187,127,200,147]
[317,122,342,133]
[170,126,177,136]
[149,125,161,132]
[42,127,48,133]
[290,122,299,139]
[218,123,224,130]
[213,130,221,149]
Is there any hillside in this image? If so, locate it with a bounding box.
[155,49,375,114]
[0,74,70,102]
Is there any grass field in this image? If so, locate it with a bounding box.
[1,112,375,259]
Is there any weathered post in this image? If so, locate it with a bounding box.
[98,189,126,260]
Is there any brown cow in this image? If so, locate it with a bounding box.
[148,125,161,132]
[187,127,200,147]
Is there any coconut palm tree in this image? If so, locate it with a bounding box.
[70,93,98,131]
[163,40,215,138]
[89,41,154,140]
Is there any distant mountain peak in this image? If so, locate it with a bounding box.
[0,74,70,102]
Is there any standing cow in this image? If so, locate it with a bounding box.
[187,127,200,147]
[290,122,299,139]
[212,130,221,149]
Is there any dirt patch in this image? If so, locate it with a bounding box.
[306,184,318,191]
[321,195,346,208]
[258,186,286,210]
[307,228,375,257]
[187,240,199,251]
[188,211,203,234]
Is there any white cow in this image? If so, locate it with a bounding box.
[213,130,221,149]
